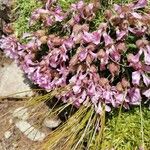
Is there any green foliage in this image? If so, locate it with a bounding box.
[13,0,42,37]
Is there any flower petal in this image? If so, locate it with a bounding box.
[143,89,150,98]
[129,88,141,105]
[133,0,147,9]
[132,71,141,85]
[142,73,150,86]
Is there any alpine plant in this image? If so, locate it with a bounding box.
[0,0,150,114]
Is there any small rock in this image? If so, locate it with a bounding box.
[0,61,33,98]
[9,118,13,124]
[4,131,12,139]
[13,107,29,120]
[43,117,61,129]
[15,120,45,141]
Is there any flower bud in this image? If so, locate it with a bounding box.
[108,63,119,75]
[40,36,48,44]
[116,82,123,92]
[36,30,46,37]
[136,39,144,48]
[99,78,109,87]
[53,37,62,46]
[97,49,106,59]
[117,42,126,53]
[68,18,75,26]
[121,78,130,88]
[104,10,112,19]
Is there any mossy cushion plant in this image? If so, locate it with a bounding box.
[0,0,150,149]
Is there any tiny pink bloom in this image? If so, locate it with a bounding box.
[129,88,141,105]
[132,0,147,9]
[103,32,113,46]
[45,0,56,10]
[131,12,142,19]
[105,105,111,112]
[116,29,127,41]
[72,85,81,94]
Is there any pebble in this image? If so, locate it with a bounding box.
[43,117,61,129]
[4,131,12,139]
[13,107,29,120]
[15,120,45,141]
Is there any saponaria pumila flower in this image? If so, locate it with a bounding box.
[0,0,150,114]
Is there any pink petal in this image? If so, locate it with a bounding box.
[131,12,142,19]
[79,50,88,61]
[127,53,140,63]
[143,49,150,65]
[128,26,147,36]
[132,71,141,85]
[82,31,92,43]
[143,89,150,98]
[72,85,81,94]
[103,32,113,46]
[92,31,101,45]
[116,30,127,41]
[142,73,150,86]
[129,88,141,105]
[114,4,122,13]
[46,0,56,10]
[105,105,111,112]
[133,0,147,9]
[96,102,102,114]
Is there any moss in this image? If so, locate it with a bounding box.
[102,106,150,149]
[13,0,42,37]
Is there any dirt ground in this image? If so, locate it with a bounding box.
[0,100,37,150]
[0,98,53,150]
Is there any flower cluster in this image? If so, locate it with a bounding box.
[0,0,150,113]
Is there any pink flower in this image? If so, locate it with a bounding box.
[143,46,150,65]
[128,88,141,105]
[132,0,147,9]
[72,85,81,94]
[82,31,101,45]
[45,0,56,10]
[132,71,141,85]
[116,29,128,41]
[132,71,150,86]
[103,32,113,46]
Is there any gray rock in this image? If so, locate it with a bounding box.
[15,120,45,141]
[4,131,12,139]
[43,117,61,129]
[13,107,29,120]
[0,61,33,98]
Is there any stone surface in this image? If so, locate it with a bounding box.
[0,61,33,98]
[15,120,45,141]
[4,131,12,139]
[43,117,61,129]
[13,107,29,120]
[0,0,12,7]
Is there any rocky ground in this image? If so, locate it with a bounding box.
[0,1,62,149]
